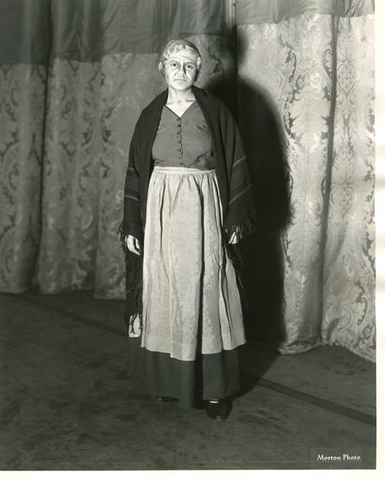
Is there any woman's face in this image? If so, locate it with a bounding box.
[164,49,198,92]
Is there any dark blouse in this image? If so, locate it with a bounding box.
[152,102,215,170]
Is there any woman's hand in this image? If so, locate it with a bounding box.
[126,235,141,255]
[229,232,238,245]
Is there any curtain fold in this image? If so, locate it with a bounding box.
[321,15,375,358]
[0,0,375,361]
[0,64,48,292]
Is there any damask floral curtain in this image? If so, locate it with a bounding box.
[237,0,375,361]
[0,0,375,361]
[0,0,234,298]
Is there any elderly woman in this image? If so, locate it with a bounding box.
[120,39,255,420]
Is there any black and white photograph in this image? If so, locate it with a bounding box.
[0,0,381,476]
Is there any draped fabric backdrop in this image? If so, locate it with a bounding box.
[0,0,375,361]
[237,0,375,362]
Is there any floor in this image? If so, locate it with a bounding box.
[0,289,376,471]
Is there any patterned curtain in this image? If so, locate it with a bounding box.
[0,0,51,293]
[0,64,47,292]
[0,0,234,299]
[0,0,375,361]
[237,0,375,361]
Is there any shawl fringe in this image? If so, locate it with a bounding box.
[117,221,143,331]
[224,214,257,309]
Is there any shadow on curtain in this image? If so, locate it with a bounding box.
[237,0,375,361]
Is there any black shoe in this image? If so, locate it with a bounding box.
[155,396,177,403]
[205,399,232,421]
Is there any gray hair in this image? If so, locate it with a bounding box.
[158,39,202,78]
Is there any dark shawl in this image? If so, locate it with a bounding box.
[119,86,256,324]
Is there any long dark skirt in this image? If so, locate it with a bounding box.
[126,338,242,409]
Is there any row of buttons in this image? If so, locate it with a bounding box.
[176,119,182,159]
